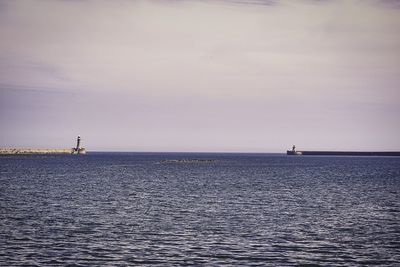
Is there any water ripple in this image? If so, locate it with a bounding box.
[1,153,399,266]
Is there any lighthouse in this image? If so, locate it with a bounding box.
[76,135,81,150]
[72,135,86,154]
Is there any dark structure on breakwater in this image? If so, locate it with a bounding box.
[72,135,86,154]
[287,145,400,157]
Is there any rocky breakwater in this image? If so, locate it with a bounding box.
[161,159,217,163]
[0,148,75,155]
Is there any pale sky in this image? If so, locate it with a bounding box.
[1,0,399,152]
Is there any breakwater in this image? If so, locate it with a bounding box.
[1,136,86,155]
[161,159,216,163]
[0,148,75,155]
[287,150,400,156]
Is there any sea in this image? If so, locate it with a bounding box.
[1,153,399,266]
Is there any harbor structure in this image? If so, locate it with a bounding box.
[0,136,86,155]
[287,145,400,156]
[72,135,86,154]
[287,145,302,155]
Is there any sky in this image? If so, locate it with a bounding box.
[0,0,399,152]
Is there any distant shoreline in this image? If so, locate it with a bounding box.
[1,149,400,156]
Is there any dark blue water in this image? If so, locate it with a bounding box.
[1,153,399,266]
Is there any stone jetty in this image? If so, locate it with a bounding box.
[161,159,216,163]
[0,136,86,155]
[0,148,74,154]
